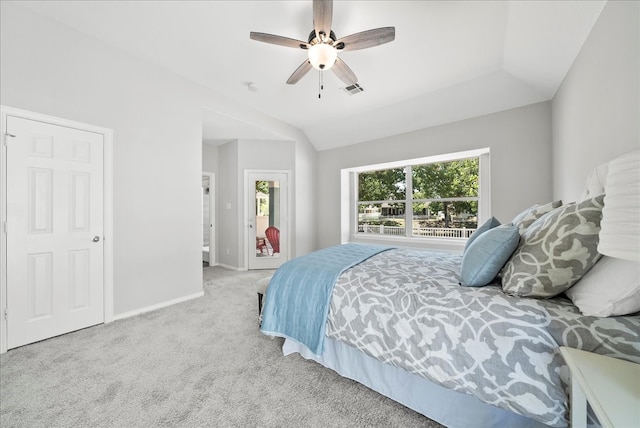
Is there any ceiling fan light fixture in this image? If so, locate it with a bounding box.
[250,0,395,88]
[308,43,337,71]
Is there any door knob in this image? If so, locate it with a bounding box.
[92,236,101,242]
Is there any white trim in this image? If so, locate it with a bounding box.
[0,112,7,354]
[351,233,465,253]
[0,105,114,353]
[243,169,292,270]
[478,152,491,225]
[340,169,352,244]
[345,148,490,173]
[112,291,204,321]
[340,148,490,251]
[216,263,247,272]
[103,125,114,324]
[202,171,215,265]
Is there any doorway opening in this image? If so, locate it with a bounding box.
[202,173,215,266]
[246,171,289,270]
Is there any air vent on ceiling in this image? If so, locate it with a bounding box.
[342,83,364,95]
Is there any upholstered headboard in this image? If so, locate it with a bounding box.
[597,150,640,262]
[580,150,640,203]
[566,149,640,317]
[579,162,609,202]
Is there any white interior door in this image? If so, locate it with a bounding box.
[6,116,104,349]
[247,171,288,270]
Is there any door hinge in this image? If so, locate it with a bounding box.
[4,308,7,321]
[2,221,6,235]
[4,133,16,146]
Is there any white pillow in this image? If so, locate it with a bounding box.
[565,256,640,317]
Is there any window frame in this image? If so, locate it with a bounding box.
[341,148,491,252]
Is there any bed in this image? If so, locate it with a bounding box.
[260,152,640,428]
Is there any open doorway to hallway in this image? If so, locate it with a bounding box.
[202,173,215,266]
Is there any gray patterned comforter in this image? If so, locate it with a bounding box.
[325,248,640,427]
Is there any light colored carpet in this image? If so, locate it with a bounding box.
[0,266,443,427]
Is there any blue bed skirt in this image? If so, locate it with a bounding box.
[283,338,547,428]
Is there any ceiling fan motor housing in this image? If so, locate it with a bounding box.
[308,30,337,44]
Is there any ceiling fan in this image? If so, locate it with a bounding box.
[249,0,395,88]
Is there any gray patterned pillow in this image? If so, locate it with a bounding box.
[512,200,563,235]
[502,195,604,298]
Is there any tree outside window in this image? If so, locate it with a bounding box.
[357,158,479,238]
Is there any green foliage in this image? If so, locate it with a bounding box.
[255,181,270,194]
[358,158,479,228]
[412,159,478,223]
[412,158,478,199]
[358,168,405,201]
[255,181,271,216]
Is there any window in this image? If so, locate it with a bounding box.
[351,149,489,242]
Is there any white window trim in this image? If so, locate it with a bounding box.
[340,148,490,253]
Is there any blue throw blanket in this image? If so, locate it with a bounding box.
[260,243,393,355]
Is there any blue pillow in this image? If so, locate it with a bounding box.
[461,225,520,287]
[464,216,500,253]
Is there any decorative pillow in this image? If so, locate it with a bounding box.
[565,256,640,317]
[512,200,563,235]
[464,216,500,253]
[502,195,604,298]
[460,225,520,287]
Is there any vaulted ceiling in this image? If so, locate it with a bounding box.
[18,1,606,150]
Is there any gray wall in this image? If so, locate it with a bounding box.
[552,0,639,202]
[202,144,219,175]
[3,0,635,313]
[316,0,640,251]
[0,2,316,315]
[217,141,240,268]
[293,137,318,257]
[316,102,553,249]
[1,3,202,313]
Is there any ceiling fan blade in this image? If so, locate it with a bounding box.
[286,60,313,85]
[331,58,358,86]
[313,0,333,42]
[250,32,309,49]
[335,27,395,51]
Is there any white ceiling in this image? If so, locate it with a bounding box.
[17,0,606,151]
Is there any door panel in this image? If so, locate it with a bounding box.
[27,252,53,319]
[29,167,53,233]
[6,116,104,349]
[248,172,288,270]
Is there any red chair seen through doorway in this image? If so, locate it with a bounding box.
[265,226,280,254]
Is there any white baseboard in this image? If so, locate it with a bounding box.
[216,263,247,272]
[111,291,205,322]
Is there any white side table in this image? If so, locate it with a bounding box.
[559,347,640,428]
